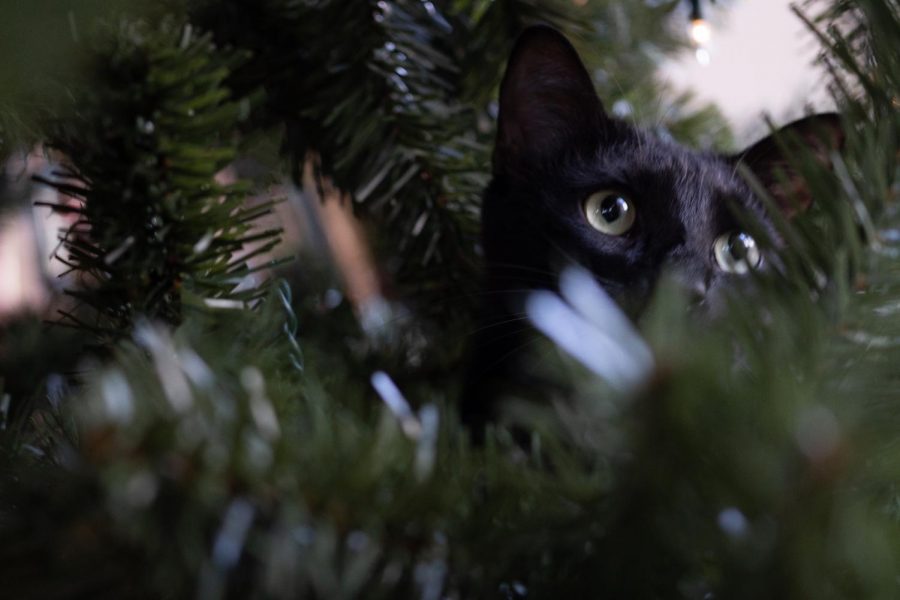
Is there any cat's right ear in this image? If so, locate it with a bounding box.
[494,26,607,177]
[733,114,845,218]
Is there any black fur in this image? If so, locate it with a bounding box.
[461,26,843,427]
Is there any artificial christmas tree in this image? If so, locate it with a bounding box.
[0,0,898,598]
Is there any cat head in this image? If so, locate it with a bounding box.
[485,26,843,312]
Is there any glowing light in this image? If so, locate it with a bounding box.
[689,18,712,46]
[695,47,711,66]
[688,13,713,66]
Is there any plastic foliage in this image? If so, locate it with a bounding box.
[35,19,282,342]
[1,0,899,598]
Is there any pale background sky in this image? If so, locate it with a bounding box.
[660,0,834,146]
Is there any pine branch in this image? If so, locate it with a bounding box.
[38,18,280,340]
[2,1,898,598]
[190,0,724,332]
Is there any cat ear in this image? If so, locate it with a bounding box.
[734,113,845,218]
[494,25,607,177]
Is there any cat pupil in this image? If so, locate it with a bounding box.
[601,196,622,222]
[727,237,744,259]
[728,233,752,260]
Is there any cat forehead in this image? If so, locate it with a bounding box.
[592,127,748,199]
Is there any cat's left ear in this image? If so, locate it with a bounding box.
[733,113,845,217]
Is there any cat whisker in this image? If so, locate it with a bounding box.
[476,330,543,376]
[607,70,641,135]
[466,314,532,338]
[482,261,562,277]
[537,231,585,277]
[476,326,539,352]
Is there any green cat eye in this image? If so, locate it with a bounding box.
[584,191,635,236]
[714,231,761,274]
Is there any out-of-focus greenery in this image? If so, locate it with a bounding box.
[0,0,898,598]
[36,19,282,342]
[0,0,139,153]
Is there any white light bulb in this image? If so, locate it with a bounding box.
[689,18,712,46]
[695,47,711,66]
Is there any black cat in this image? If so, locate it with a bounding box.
[462,25,843,426]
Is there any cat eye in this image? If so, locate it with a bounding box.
[714,231,761,274]
[584,191,635,236]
